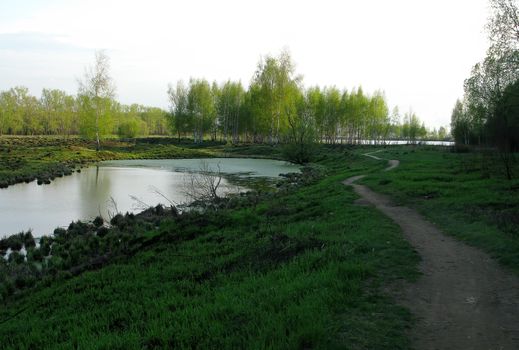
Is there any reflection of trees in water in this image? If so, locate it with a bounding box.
[78,166,113,220]
[75,160,300,221]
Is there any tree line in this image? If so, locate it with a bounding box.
[451,0,519,177]
[0,58,170,140]
[168,51,445,146]
[1,50,446,147]
[0,86,169,138]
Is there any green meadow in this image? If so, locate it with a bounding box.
[0,143,420,349]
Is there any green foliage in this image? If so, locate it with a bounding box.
[118,117,147,138]
[187,78,216,143]
[401,110,425,142]
[1,49,430,146]
[168,81,190,139]
[78,95,114,140]
[282,88,318,164]
[249,49,301,143]
[168,50,417,147]
[453,0,519,160]
[215,80,245,143]
[488,79,519,152]
[0,87,169,138]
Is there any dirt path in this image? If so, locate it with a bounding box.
[344,152,519,350]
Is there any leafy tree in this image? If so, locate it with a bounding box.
[216,80,244,143]
[366,91,389,144]
[402,109,422,142]
[460,0,519,147]
[322,87,341,144]
[139,106,169,135]
[487,0,519,54]
[488,79,519,179]
[306,86,325,141]
[451,99,472,144]
[389,106,402,139]
[78,51,116,150]
[283,88,317,163]
[438,126,448,140]
[40,89,77,135]
[251,49,301,144]
[0,88,22,135]
[17,87,41,135]
[118,117,146,138]
[187,78,215,143]
[168,81,190,140]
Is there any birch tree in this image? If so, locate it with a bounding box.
[78,51,116,150]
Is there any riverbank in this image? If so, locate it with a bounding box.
[0,144,421,349]
[0,136,219,189]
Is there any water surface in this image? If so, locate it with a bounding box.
[0,158,299,238]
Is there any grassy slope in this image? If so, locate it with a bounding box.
[0,147,419,349]
[360,146,519,274]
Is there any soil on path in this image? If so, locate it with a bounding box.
[344,151,519,350]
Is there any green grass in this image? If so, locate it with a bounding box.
[360,146,519,274]
[0,147,419,349]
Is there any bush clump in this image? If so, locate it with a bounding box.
[93,216,104,227]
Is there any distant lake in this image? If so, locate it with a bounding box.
[0,158,300,238]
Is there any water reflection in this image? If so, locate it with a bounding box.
[0,158,300,238]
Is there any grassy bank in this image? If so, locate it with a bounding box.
[360,146,519,273]
[0,136,217,189]
[0,146,420,349]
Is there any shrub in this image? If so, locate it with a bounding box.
[8,251,25,264]
[93,216,104,227]
[281,142,316,164]
[67,221,92,236]
[53,227,67,238]
[97,226,109,237]
[39,236,52,256]
[110,214,125,227]
[0,238,9,252]
[27,247,43,262]
[23,231,36,248]
[117,118,147,138]
[7,234,23,251]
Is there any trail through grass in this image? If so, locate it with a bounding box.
[360,146,519,273]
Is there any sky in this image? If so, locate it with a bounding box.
[0,0,490,129]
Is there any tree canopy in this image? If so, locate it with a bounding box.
[451,0,519,178]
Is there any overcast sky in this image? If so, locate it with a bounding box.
[0,0,490,129]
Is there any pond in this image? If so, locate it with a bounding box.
[0,158,300,238]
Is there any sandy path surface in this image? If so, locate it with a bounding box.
[343,152,519,349]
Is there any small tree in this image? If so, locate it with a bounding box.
[187,79,215,143]
[283,88,317,164]
[78,51,116,150]
[183,161,224,204]
[168,81,190,141]
[118,117,146,138]
[488,79,519,179]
